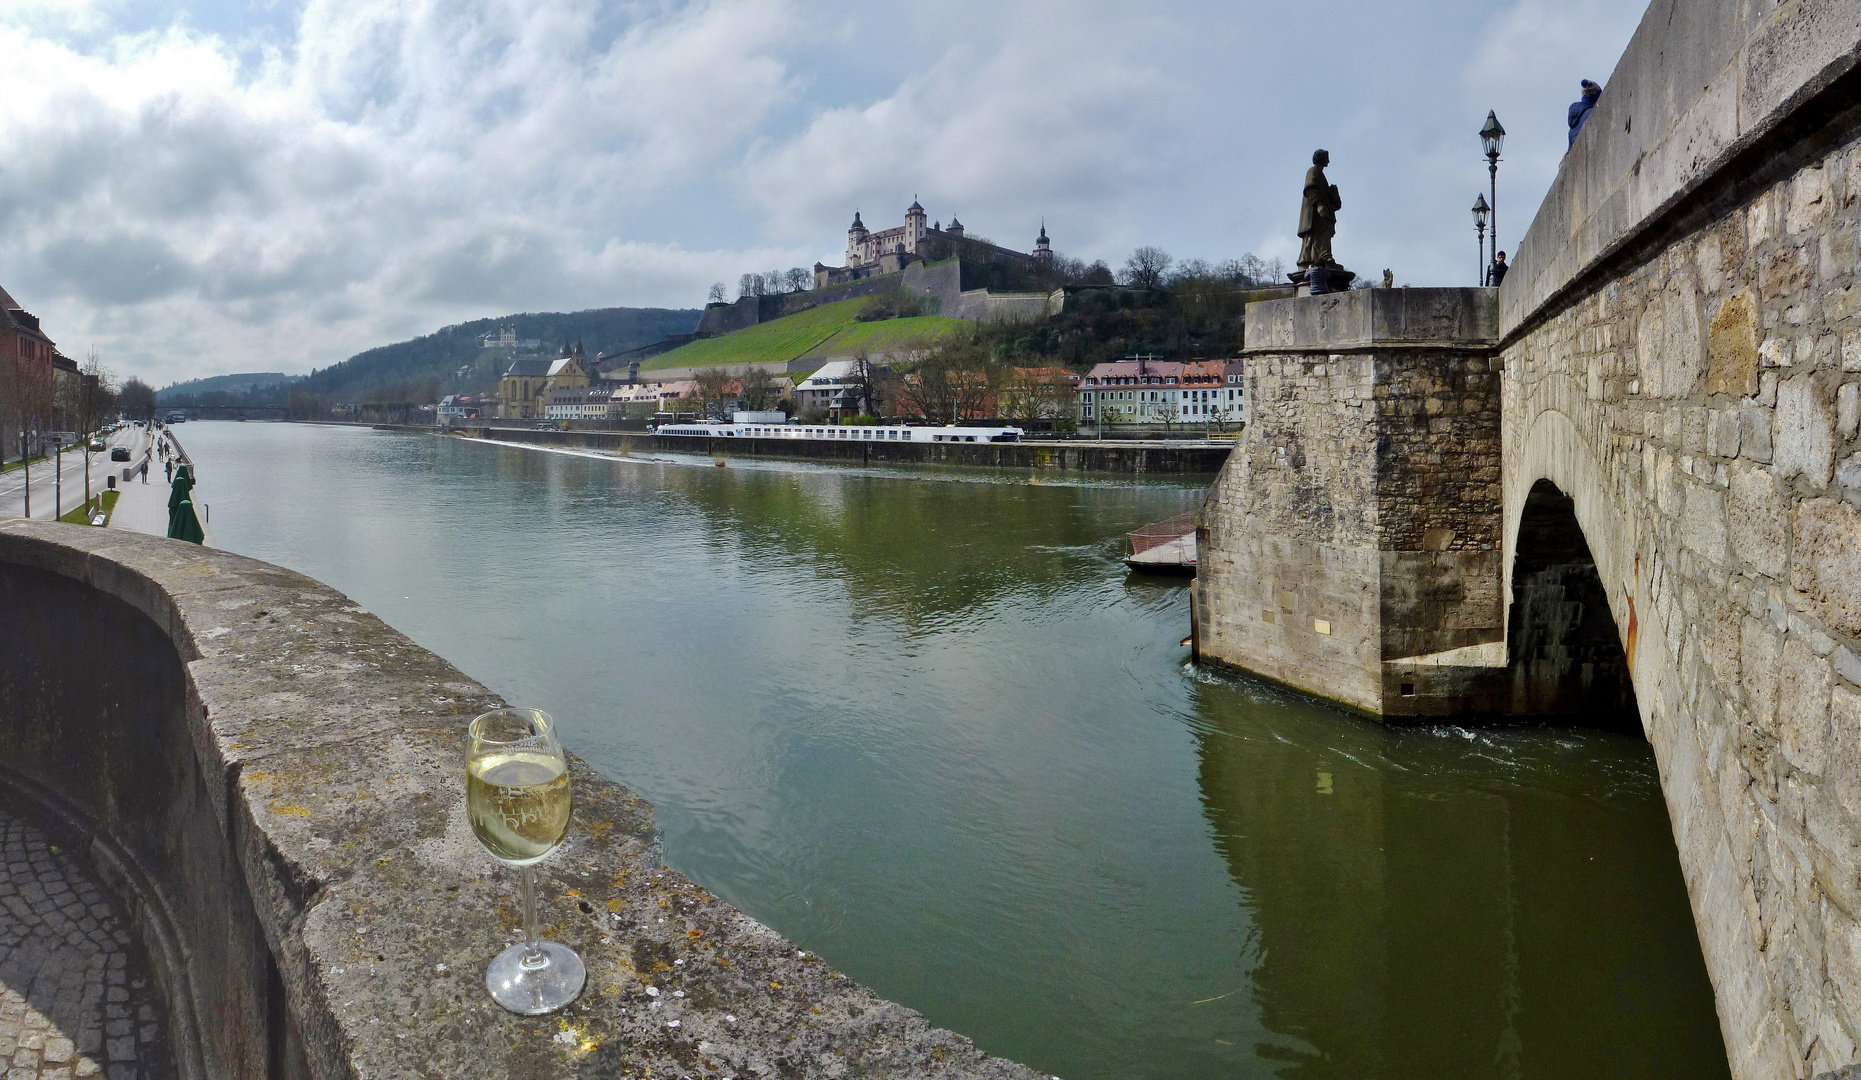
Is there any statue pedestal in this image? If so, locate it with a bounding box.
[1290,266,1357,296]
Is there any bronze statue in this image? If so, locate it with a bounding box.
[1297,150,1342,269]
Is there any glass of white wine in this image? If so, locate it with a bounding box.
[468,707,586,1015]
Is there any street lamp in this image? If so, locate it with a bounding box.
[1472,193,1491,286]
[1480,110,1506,278]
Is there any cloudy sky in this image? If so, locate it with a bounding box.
[0,0,1645,386]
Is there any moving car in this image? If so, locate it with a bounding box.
[87,439,105,452]
[109,446,131,461]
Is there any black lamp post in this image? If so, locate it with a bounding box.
[1472,193,1490,286]
[1480,110,1506,279]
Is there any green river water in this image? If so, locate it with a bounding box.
[180,421,1728,1080]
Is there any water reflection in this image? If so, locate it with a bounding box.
[1189,676,1728,1079]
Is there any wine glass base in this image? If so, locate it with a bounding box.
[486,940,586,1016]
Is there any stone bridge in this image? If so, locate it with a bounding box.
[1195,1,1861,1076]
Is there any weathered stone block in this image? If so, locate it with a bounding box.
[1830,687,1861,822]
[1744,617,1784,728]
[1792,499,1861,638]
[1683,484,1730,564]
[1776,374,1836,486]
[1839,383,1859,441]
[1780,636,1833,774]
[1642,279,1708,397]
[1730,463,1789,578]
[1742,408,1776,462]
[1711,291,1763,397]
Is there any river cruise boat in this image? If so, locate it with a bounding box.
[654,420,1025,444]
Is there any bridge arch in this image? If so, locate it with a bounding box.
[1502,407,1651,731]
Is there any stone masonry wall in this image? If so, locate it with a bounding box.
[1194,302,1506,716]
[1502,123,1861,1078]
[1197,353,1385,711]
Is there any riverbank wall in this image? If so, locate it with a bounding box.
[459,425,1232,473]
[0,520,1044,1079]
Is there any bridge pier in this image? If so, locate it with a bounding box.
[1192,286,1527,720]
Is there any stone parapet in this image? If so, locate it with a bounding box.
[0,521,1041,1080]
[1501,0,1861,338]
[1243,287,1499,353]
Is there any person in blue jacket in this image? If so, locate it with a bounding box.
[1569,79,1602,149]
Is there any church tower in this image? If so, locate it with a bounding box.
[846,211,869,267]
[1034,221,1052,263]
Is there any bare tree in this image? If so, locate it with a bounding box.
[739,367,774,411]
[119,378,157,424]
[761,270,784,296]
[693,367,735,419]
[999,366,1075,423]
[895,341,1004,424]
[1121,246,1174,289]
[783,267,812,293]
[738,273,760,299]
[707,282,729,304]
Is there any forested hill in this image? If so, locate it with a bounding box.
[296,306,700,403]
[157,372,300,403]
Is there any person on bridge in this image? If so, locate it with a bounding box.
[1488,250,1509,287]
[1568,79,1602,149]
[164,459,173,483]
[140,460,148,484]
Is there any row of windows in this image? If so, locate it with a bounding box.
[1080,389,1243,403]
[1084,372,1247,388]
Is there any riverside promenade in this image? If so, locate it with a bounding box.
[106,433,212,548]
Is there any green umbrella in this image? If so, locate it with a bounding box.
[167,465,204,544]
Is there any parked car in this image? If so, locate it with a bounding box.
[109,446,131,461]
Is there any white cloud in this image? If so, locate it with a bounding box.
[0,0,1646,386]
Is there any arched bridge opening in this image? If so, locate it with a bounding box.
[1506,479,1639,732]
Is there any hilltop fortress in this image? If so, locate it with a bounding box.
[816,199,1051,287]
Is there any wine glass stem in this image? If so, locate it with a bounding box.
[520,865,544,966]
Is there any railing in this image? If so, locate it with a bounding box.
[1128,510,1198,555]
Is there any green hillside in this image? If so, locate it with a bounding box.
[800,316,965,361]
[644,298,965,370]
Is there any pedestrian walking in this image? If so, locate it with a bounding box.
[140,460,148,483]
[1488,250,1509,287]
[1568,79,1602,149]
[164,459,173,483]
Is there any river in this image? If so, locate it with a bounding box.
[178,421,1727,1080]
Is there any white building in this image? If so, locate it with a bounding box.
[1076,358,1245,428]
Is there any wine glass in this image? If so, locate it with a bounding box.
[467,708,586,1015]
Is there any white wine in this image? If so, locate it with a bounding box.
[468,751,571,865]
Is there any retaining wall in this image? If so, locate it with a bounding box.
[460,426,1231,473]
[0,521,1042,1079]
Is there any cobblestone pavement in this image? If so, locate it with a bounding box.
[0,812,168,1079]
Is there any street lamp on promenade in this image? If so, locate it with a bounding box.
[1480,110,1506,282]
[1472,193,1490,287]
